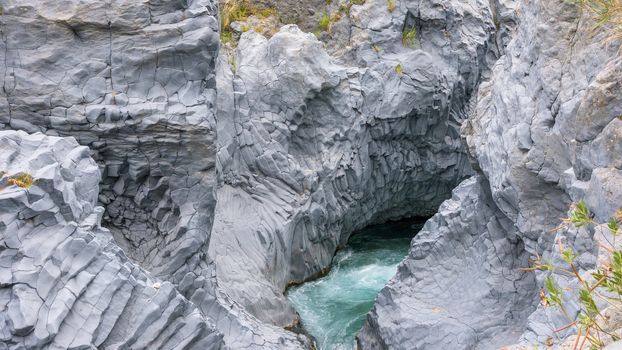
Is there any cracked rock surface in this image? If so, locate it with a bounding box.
[212,0,502,330]
[359,176,536,349]
[360,0,622,348]
[0,0,219,287]
[0,130,223,349]
[3,0,621,348]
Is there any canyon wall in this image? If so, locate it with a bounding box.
[360,0,622,348]
[212,0,501,329]
[0,1,309,348]
[3,0,620,348]
[0,130,224,349]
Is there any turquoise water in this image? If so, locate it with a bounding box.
[286,220,425,350]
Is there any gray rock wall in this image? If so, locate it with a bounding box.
[4,0,616,348]
[0,130,223,349]
[358,176,536,349]
[0,1,314,348]
[0,0,219,288]
[360,0,622,348]
[212,0,502,329]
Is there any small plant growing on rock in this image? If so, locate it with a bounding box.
[526,201,622,349]
[319,13,331,31]
[395,63,403,75]
[219,0,278,46]
[387,0,397,12]
[7,172,34,188]
[402,25,418,48]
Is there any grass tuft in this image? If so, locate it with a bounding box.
[402,25,418,48]
[395,63,403,75]
[571,0,622,41]
[319,13,331,31]
[7,172,34,188]
[387,0,396,12]
[219,0,278,46]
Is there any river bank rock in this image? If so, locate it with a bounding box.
[212,0,503,329]
[360,0,622,347]
[0,130,224,349]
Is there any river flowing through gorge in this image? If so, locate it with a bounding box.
[286,219,427,350]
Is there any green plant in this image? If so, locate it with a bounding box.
[402,25,418,48]
[395,63,403,75]
[570,0,622,41]
[228,54,237,74]
[319,12,331,31]
[528,203,622,349]
[387,0,396,12]
[219,0,278,45]
[350,0,366,4]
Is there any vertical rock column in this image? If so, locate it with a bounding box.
[0,130,224,349]
[0,0,220,287]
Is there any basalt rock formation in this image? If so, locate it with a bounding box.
[360,0,622,348]
[212,0,500,330]
[0,130,223,349]
[1,0,621,349]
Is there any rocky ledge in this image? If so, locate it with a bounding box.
[1,0,621,348]
[360,0,622,348]
[0,130,223,349]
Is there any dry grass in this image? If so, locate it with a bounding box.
[574,0,622,41]
[219,0,278,45]
[387,0,396,12]
[5,172,34,189]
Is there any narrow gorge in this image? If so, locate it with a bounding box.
[1,0,621,349]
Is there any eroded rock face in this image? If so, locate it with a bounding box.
[0,130,224,349]
[6,0,617,348]
[360,0,622,348]
[213,0,503,329]
[0,0,219,287]
[359,176,536,349]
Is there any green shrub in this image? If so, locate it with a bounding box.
[319,13,331,31]
[402,25,418,48]
[530,201,622,349]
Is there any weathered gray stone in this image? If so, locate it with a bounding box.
[0,0,220,289]
[359,177,537,349]
[212,0,502,333]
[360,0,622,348]
[0,130,223,349]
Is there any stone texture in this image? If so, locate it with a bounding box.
[0,1,312,348]
[360,0,622,348]
[0,130,223,349]
[3,0,621,348]
[212,0,504,330]
[359,176,537,349]
[0,0,220,288]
